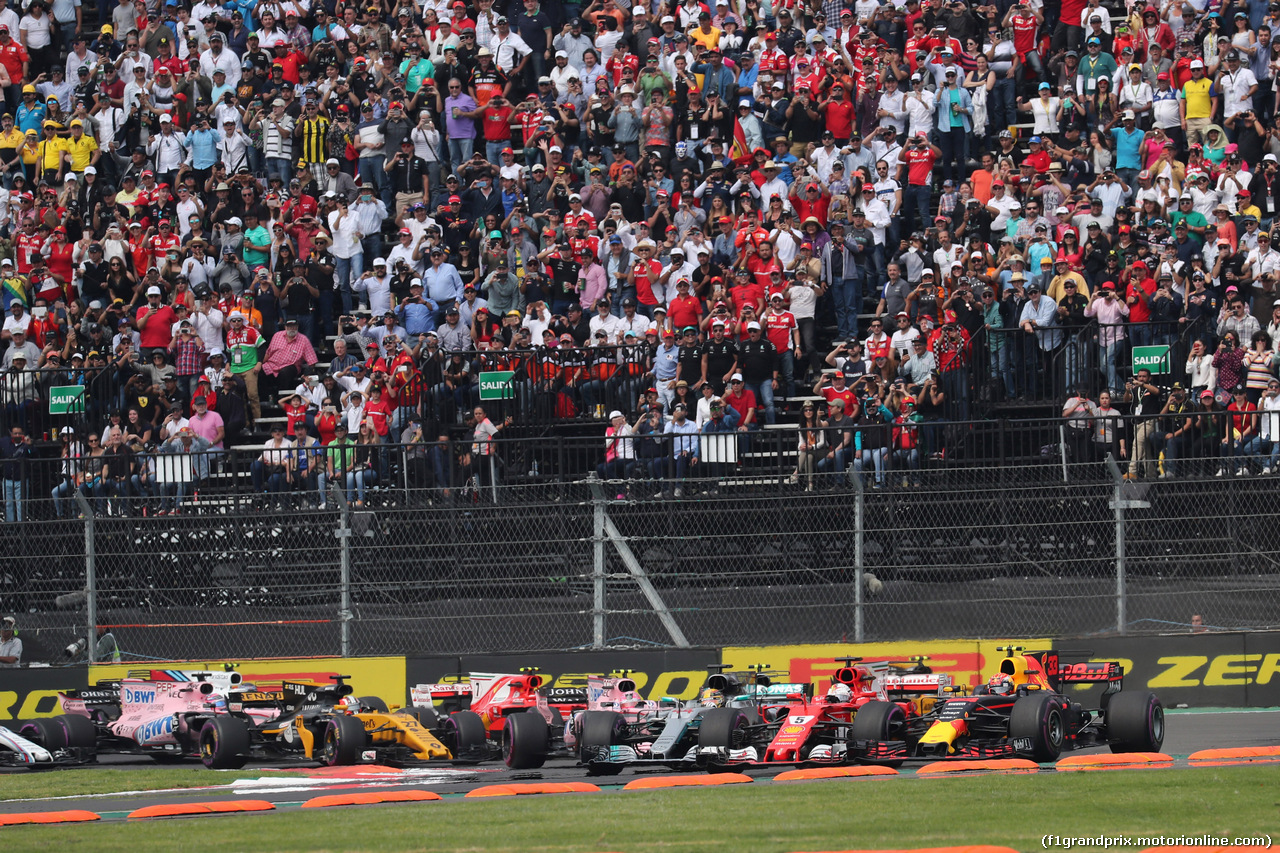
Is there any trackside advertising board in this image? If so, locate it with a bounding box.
[88,657,406,706]
[1053,631,1280,708]
[721,640,1053,694]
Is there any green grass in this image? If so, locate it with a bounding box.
[4,766,1278,852]
[0,766,270,801]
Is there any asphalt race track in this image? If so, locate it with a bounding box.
[0,709,1274,819]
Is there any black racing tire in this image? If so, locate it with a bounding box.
[849,700,907,767]
[200,717,250,769]
[19,718,66,750]
[1106,691,1165,754]
[357,695,389,712]
[697,707,751,751]
[442,710,487,760]
[407,705,438,728]
[1009,693,1066,763]
[502,711,549,769]
[57,714,97,749]
[577,710,626,775]
[321,715,366,766]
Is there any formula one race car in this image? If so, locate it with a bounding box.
[697,657,954,770]
[230,686,489,769]
[26,669,254,765]
[411,668,590,768]
[848,647,1165,763]
[574,665,812,775]
[32,669,489,769]
[0,724,94,768]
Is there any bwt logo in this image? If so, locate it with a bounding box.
[124,687,157,705]
[136,715,175,743]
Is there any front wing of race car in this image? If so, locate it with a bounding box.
[849,737,1024,762]
[0,726,95,768]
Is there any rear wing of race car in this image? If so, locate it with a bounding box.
[745,682,814,701]
[881,672,953,695]
[1055,660,1125,698]
[410,683,473,707]
[1014,650,1124,693]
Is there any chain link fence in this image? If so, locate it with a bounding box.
[4,435,1280,662]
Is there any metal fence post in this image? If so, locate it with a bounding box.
[591,480,605,649]
[853,471,865,644]
[1106,454,1149,636]
[74,491,96,663]
[331,484,352,657]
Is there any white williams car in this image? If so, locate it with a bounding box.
[0,723,93,768]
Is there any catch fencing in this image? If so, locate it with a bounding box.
[4,430,1278,663]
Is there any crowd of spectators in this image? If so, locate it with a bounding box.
[6,0,1280,512]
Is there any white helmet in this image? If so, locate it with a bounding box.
[827,683,853,703]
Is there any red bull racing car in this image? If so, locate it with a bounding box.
[848,646,1165,763]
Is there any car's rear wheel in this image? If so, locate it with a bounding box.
[407,706,438,728]
[849,700,907,767]
[357,695,389,712]
[1106,691,1164,754]
[1009,693,1065,763]
[57,714,97,749]
[321,715,366,766]
[578,710,626,775]
[200,717,249,769]
[442,710,487,761]
[502,711,548,769]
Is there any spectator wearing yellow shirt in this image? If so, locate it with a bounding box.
[689,13,721,51]
[63,119,99,172]
[0,115,24,177]
[36,121,66,183]
[116,173,143,213]
[18,130,39,182]
[1179,59,1217,146]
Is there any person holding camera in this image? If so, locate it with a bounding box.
[0,616,20,667]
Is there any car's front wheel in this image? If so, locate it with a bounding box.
[1009,693,1065,763]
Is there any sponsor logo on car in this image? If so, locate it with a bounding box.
[123,687,156,705]
[136,715,175,743]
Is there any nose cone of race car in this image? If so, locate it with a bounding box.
[917,717,967,756]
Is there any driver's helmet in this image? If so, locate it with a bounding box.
[827,683,853,703]
[988,675,1015,695]
[339,695,362,712]
[697,687,725,707]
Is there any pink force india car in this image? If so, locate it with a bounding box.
[24,668,274,764]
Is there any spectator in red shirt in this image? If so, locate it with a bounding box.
[481,96,516,164]
[136,285,177,353]
[900,133,941,240]
[667,278,702,330]
[815,370,857,412]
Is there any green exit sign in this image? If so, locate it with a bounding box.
[48,385,86,415]
[478,371,515,401]
[1131,346,1170,375]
